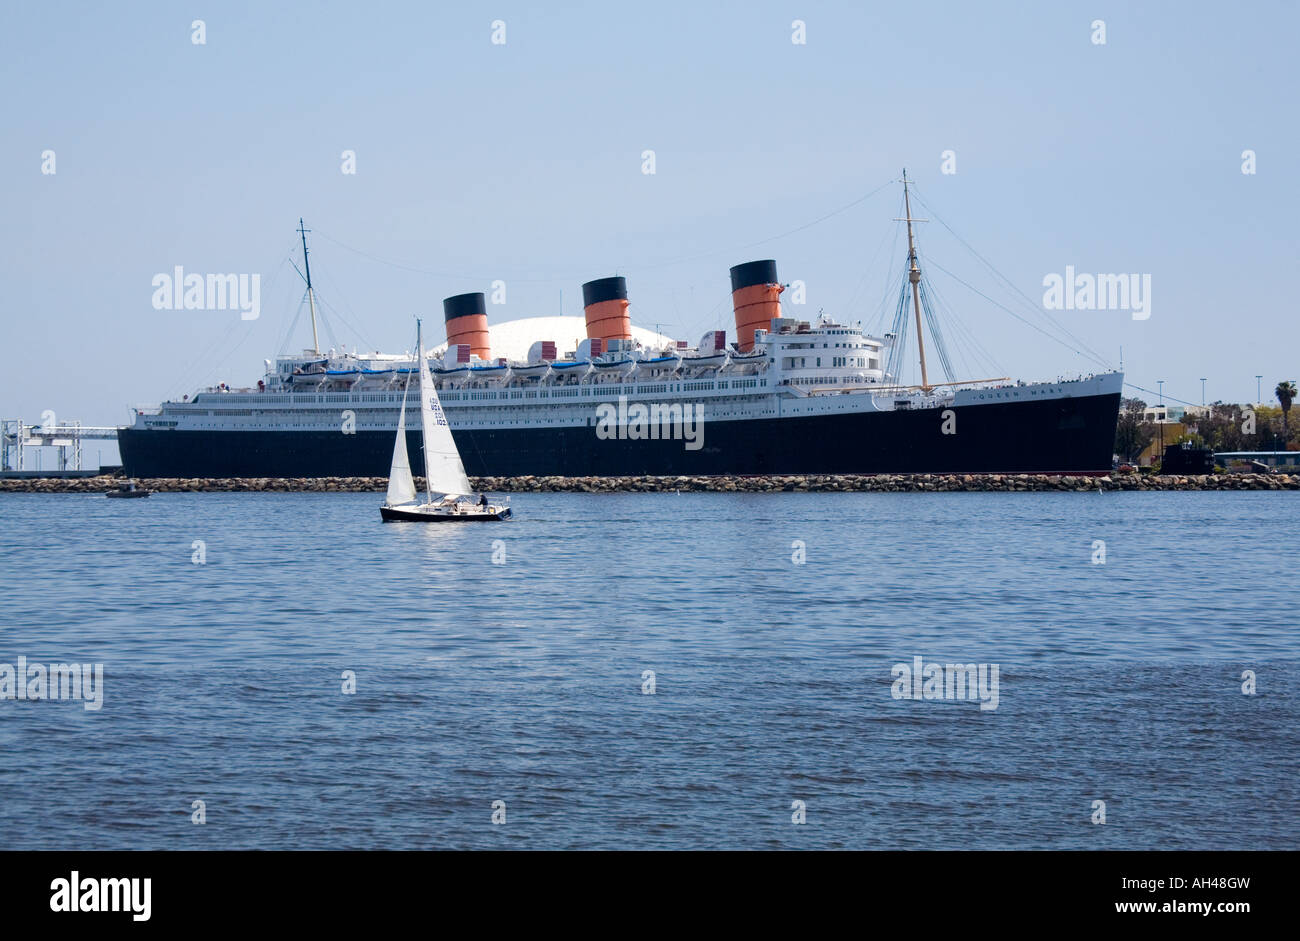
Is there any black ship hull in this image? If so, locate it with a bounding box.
[119,391,1121,478]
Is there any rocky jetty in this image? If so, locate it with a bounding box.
[2,472,1296,493]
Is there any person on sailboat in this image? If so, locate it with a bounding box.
[478,493,488,509]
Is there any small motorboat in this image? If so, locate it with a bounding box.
[381,320,512,523]
[106,481,151,498]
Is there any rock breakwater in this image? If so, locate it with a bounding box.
[3,473,1296,493]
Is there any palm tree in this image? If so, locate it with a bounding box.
[1277,380,1297,447]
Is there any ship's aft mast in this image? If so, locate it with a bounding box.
[298,218,321,355]
[897,170,930,392]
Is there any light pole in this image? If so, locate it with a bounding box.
[1157,380,1165,467]
[1200,378,1206,407]
[1256,375,1263,405]
[1288,380,1298,454]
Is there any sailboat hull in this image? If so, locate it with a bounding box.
[380,504,511,522]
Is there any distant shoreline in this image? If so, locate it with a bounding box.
[3,473,1296,494]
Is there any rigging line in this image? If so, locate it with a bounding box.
[867,230,906,336]
[843,194,904,318]
[676,287,735,342]
[321,312,341,354]
[310,178,901,285]
[276,293,308,358]
[924,276,1003,378]
[917,245,1005,377]
[866,253,896,337]
[205,310,264,382]
[925,257,1112,370]
[316,270,377,352]
[275,243,320,354]
[162,316,244,401]
[876,214,908,317]
[884,280,912,381]
[920,284,956,381]
[160,250,295,399]
[285,249,339,353]
[932,300,985,378]
[1123,382,1202,409]
[877,249,909,331]
[909,187,1113,366]
[313,289,375,353]
[274,279,309,355]
[259,242,303,331]
[311,227,542,283]
[918,279,956,382]
[916,252,1004,375]
[634,177,901,272]
[260,244,294,294]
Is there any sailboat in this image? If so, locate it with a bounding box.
[380,319,512,522]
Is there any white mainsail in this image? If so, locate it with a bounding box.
[384,378,417,507]
[417,326,473,500]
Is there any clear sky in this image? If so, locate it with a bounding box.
[3,0,1297,464]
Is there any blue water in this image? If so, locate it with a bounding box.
[1,491,1296,849]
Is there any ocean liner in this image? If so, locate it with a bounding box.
[118,178,1123,478]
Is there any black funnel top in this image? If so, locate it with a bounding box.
[729,259,779,293]
[582,276,628,307]
[443,292,487,321]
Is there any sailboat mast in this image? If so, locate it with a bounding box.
[298,218,321,355]
[416,318,434,504]
[900,171,931,392]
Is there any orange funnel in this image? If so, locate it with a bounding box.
[443,292,490,359]
[729,260,783,352]
[581,276,631,343]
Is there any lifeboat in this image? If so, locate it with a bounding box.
[591,358,635,375]
[433,363,472,378]
[680,351,729,369]
[637,353,681,372]
[511,362,552,378]
[549,360,591,373]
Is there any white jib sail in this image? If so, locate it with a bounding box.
[384,376,417,507]
[417,330,473,500]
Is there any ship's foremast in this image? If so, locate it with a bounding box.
[298,219,321,355]
[896,170,931,392]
